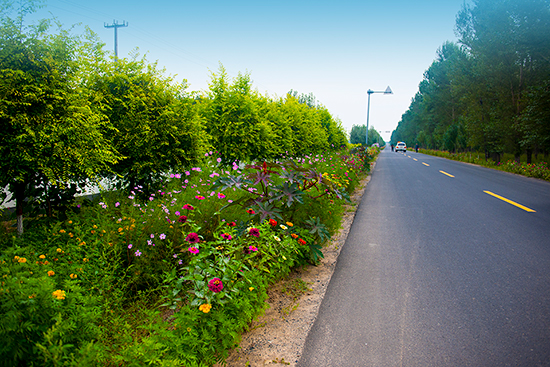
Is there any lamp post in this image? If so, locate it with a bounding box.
[366,86,393,145]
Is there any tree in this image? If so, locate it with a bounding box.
[349,125,367,145]
[0,1,119,234]
[87,54,208,195]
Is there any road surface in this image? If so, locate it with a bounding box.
[298,148,550,366]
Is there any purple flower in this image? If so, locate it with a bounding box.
[175,211,181,216]
[249,245,258,252]
[150,234,155,239]
[188,246,199,254]
[208,278,224,293]
[135,250,142,256]
[217,193,226,199]
[115,202,120,207]
[186,232,200,244]
[178,215,188,223]
[159,233,166,240]
[128,244,133,249]
[173,254,178,258]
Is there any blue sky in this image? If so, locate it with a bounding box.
[30,0,467,141]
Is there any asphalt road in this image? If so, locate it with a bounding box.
[298,148,550,367]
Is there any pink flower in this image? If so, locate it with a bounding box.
[188,246,199,254]
[195,195,205,200]
[221,233,232,240]
[183,204,194,210]
[249,245,258,252]
[178,215,188,223]
[217,193,226,199]
[208,278,223,293]
[186,232,200,244]
[249,228,260,237]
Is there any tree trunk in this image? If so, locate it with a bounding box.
[526,148,532,164]
[14,181,25,236]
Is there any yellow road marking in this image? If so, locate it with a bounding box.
[422,162,430,166]
[439,170,454,178]
[483,191,536,212]
[413,158,418,161]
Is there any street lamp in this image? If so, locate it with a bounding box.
[366,86,393,145]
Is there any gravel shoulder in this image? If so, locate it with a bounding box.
[217,164,375,367]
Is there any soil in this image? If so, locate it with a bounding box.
[216,164,375,367]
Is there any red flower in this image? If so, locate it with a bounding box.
[246,208,255,215]
[298,238,306,245]
[178,215,187,223]
[268,219,277,226]
[208,278,223,293]
[227,221,236,227]
[186,232,200,244]
[249,228,260,237]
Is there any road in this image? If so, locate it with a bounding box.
[298,148,550,366]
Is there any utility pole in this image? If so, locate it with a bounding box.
[104,20,128,59]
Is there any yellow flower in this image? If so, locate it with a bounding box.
[70,273,77,279]
[282,256,287,261]
[39,255,46,259]
[68,220,72,224]
[47,270,55,276]
[59,229,66,234]
[249,287,254,291]
[52,290,66,300]
[79,241,86,246]
[93,225,98,229]
[286,222,293,227]
[56,248,62,253]
[18,257,27,263]
[83,258,88,262]
[118,227,123,232]
[199,304,212,313]
[187,327,192,332]
[69,233,74,237]
[29,294,36,299]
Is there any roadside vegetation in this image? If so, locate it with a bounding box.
[0,1,382,366]
[391,0,550,166]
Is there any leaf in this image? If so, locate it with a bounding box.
[272,182,304,207]
[305,216,330,243]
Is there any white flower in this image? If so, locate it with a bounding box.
[274,236,281,242]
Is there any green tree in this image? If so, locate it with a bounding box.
[87,54,207,195]
[0,1,119,234]
[349,124,367,145]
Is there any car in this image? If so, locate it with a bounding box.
[395,142,407,152]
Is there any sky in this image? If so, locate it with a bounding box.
[29,0,468,142]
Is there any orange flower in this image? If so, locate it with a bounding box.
[47,270,55,276]
[291,233,298,239]
[70,273,77,279]
[199,304,212,313]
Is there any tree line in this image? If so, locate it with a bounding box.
[0,1,347,233]
[391,0,550,163]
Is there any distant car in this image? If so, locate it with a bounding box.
[395,142,407,152]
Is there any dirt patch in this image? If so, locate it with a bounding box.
[217,165,374,367]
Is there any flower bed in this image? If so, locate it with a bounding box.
[0,147,378,366]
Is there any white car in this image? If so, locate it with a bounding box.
[395,142,407,152]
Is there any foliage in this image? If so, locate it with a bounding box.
[0,3,120,233]
[0,148,371,366]
[392,0,550,163]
